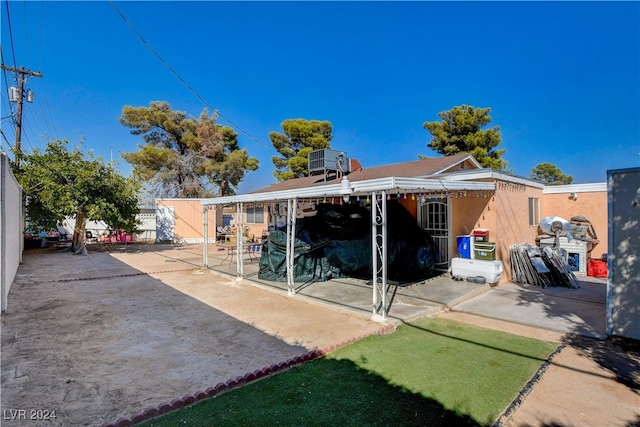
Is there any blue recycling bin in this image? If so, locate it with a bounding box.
[457,235,474,259]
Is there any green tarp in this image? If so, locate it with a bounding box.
[258,201,437,283]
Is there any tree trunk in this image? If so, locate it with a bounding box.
[72,210,89,255]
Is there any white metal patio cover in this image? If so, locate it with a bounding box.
[200,176,494,321]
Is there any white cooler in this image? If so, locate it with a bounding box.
[451,257,503,284]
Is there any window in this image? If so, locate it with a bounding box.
[245,205,264,224]
[528,197,540,226]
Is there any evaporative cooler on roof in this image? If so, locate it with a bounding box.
[308,149,350,176]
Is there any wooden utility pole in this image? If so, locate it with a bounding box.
[1,65,43,165]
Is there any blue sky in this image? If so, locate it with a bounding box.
[2,1,639,194]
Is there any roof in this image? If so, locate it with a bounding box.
[251,153,479,194]
[199,153,495,206]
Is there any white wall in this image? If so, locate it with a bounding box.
[607,168,640,339]
[1,153,23,312]
[63,211,157,243]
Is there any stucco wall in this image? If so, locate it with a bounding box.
[542,183,608,257]
[451,182,543,284]
[607,168,639,340]
[1,153,23,312]
[156,199,219,243]
[156,199,269,243]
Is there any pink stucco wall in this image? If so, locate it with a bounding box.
[451,182,543,284]
[156,199,218,241]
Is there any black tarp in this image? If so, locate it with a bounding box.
[258,201,437,283]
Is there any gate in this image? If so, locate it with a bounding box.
[419,199,450,271]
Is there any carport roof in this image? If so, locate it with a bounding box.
[200,176,495,206]
[200,153,495,206]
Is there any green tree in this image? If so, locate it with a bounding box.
[530,163,574,185]
[423,105,508,170]
[13,139,140,254]
[270,119,333,181]
[120,101,258,197]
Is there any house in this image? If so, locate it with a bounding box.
[153,152,609,319]
[246,153,545,280]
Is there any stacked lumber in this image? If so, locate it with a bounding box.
[510,243,581,289]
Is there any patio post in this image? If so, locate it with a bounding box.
[371,191,389,321]
[203,205,208,268]
[286,198,297,295]
[236,202,244,277]
[381,190,388,320]
[372,191,378,317]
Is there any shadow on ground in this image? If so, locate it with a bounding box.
[1,246,311,426]
[563,334,640,393]
[138,357,484,427]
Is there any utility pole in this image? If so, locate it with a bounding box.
[1,65,43,165]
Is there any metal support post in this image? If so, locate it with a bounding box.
[236,202,244,277]
[286,198,297,295]
[203,206,209,268]
[372,191,388,321]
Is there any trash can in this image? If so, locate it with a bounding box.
[472,228,489,242]
[474,242,496,261]
[457,235,474,259]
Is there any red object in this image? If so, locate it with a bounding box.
[587,259,607,278]
[472,228,489,242]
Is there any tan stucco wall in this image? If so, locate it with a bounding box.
[243,205,268,242]
[541,188,608,257]
[156,199,269,242]
[494,185,544,283]
[451,183,543,284]
[156,199,218,241]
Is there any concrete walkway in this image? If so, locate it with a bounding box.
[451,277,608,338]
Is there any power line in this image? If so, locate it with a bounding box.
[31,78,60,138]
[108,1,272,150]
[1,47,14,109]
[0,129,12,151]
[22,0,30,65]
[3,0,17,67]
[38,0,44,70]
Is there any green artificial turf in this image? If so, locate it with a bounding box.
[140,317,558,427]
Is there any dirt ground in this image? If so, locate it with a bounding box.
[1,244,387,426]
[1,243,639,426]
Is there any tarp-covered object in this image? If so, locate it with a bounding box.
[258,202,436,283]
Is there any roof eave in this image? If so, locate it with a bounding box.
[200,176,495,206]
